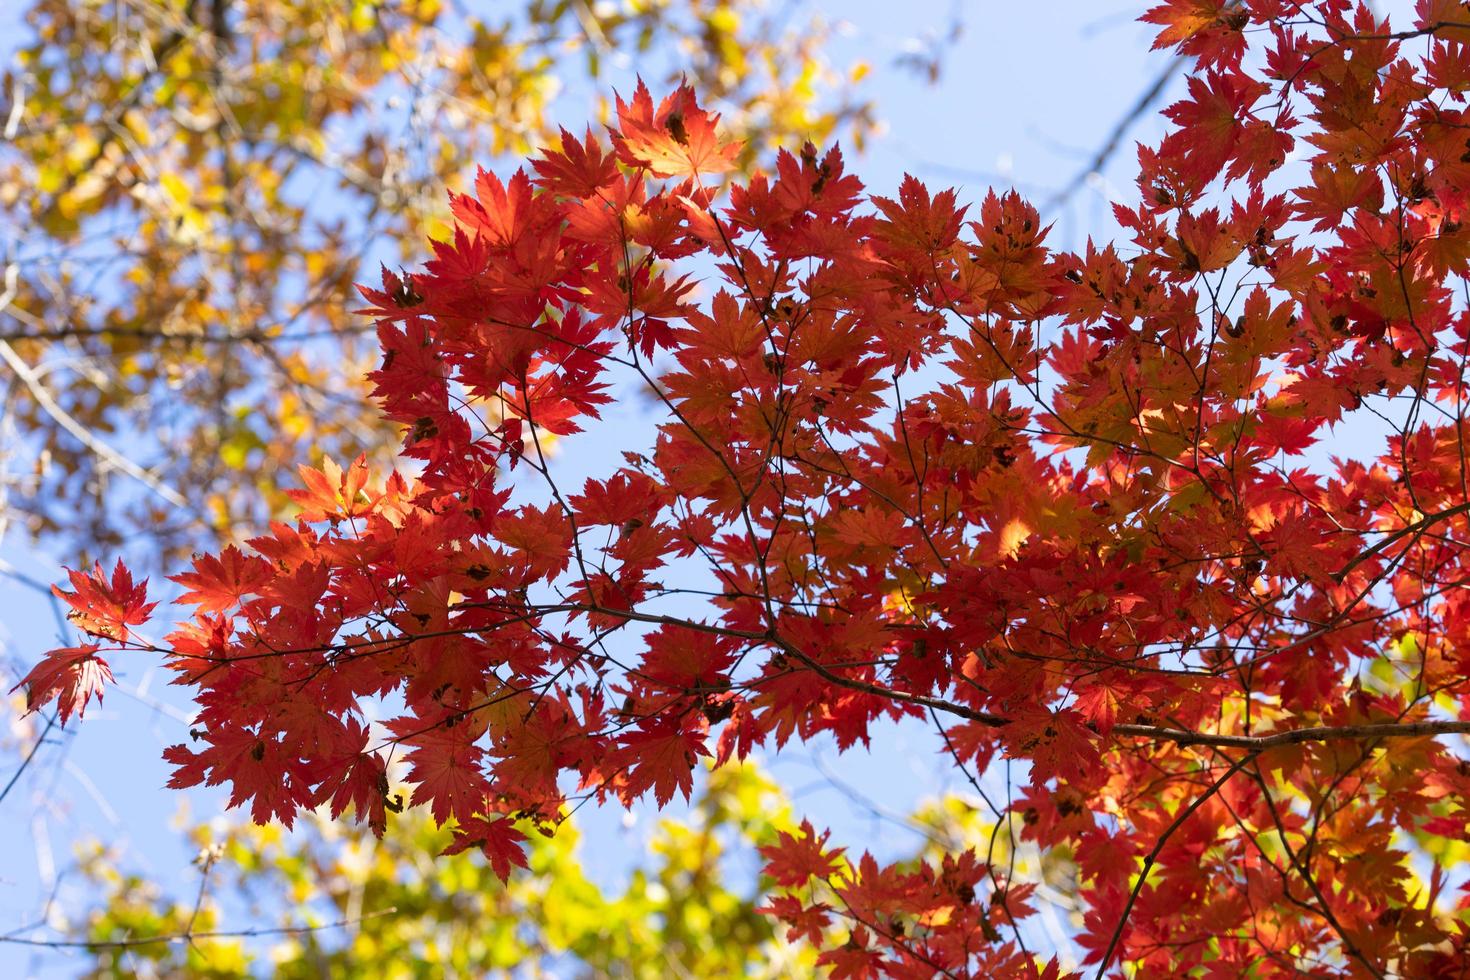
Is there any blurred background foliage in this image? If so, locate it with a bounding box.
[0,0,887,566]
[64,762,1079,978]
[72,764,804,978]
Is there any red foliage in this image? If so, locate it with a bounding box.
[22,3,1470,974]
[13,644,113,726]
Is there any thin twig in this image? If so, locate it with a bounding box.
[1093,752,1259,978]
[0,714,59,808]
[0,908,399,950]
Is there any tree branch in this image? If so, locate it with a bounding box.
[1112,720,1470,750]
[0,908,398,951]
[1094,751,1259,978]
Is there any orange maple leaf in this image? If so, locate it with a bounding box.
[613,81,740,181]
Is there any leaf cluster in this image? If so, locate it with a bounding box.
[19,1,1470,975]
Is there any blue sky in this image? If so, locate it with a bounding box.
[0,2,1200,974]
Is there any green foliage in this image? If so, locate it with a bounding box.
[73,763,818,978]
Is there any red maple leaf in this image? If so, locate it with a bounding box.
[53,560,156,642]
[612,80,740,181]
[442,814,530,881]
[1142,0,1249,66]
[608,718,709,806]
[760,819,845,888]
[285,454,373,522]
[164,729,316,828]
[169,545,274,615]
[11,644,113,725]
[391,718,490,825]
[531,127,621,198]
[1160,69,1261,185]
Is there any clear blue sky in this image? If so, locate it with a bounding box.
[0,2,1194,974]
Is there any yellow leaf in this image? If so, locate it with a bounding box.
[998,517,1031,559]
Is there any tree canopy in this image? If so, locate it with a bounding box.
[16,1,1470,976]
[0,0,875,561]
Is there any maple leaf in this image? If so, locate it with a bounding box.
[609,719,709,806]
[714,700,760,766]
[531,127,620,198]
[164,730,315,828]
[53,560,156,642]
[760,819,845,888]
[568,470,666,528]
[449,168,543,250]
[1072,677,1130,734]
[169,545,273,615]
[1142,0,1249,66]
[1003,709,1102,786]
[314,722,388,836]
[392,719,491,826]
[1227,117,1295,186]
[1295,161,1385,232]
[1073,827,1139,891]
[11,644,113,725]
[1171,206,1241,273]
[442,814,530,882]
[636,624,736,690]
[758,895,833,945]
[612,81,740,181]
[286,454,373,522]
[1160,69,1262,186]
[873,174,966,255]
[816,929,884,980]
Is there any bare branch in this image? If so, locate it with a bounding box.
[0,908,399,951]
